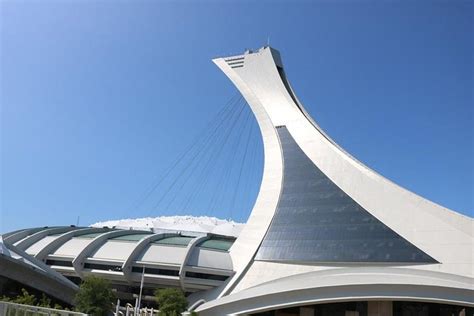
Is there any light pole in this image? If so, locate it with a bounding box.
[137,266,145,312]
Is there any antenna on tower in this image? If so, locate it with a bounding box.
[267,36,270,47]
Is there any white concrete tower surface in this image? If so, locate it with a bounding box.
[193,47,473,315]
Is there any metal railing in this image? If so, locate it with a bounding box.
[0,301,87,316]
[115,303,159,316]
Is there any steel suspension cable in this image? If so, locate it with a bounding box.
[206,102,251,215]
[128,93,240,213]
[152,96,245,212]
[230,118,255,219]
[161,99,245,212]
[179,104,249,213]
[208,105,252,217]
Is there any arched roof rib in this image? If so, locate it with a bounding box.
[4,226,55,245]
[15,226,80,251]
[121,233,179,283]
[1,228,27,239]
[35,227,110,261]
[71,229,152,277]
[0,238,79,305]
[2,226,236,293]
[180,235,210,290]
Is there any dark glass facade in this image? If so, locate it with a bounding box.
[255,126,437,263]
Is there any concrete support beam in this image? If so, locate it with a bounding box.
[179,235,210,291]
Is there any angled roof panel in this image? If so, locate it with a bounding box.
[138,244,187,265]
[25,235,60,255]
[52,238,94,257]
[90,240,138,261]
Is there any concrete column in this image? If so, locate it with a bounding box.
[368,301,392,316]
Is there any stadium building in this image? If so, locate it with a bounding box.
[1,47,473,315]
[1,226,236,305]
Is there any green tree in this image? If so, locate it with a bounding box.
[37,293,52,308]
[53,303,65,310]
[154,288,187,316]
[74,276,115,316]
[14,289,36,306]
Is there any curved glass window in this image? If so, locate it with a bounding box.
[198,238,235,251]
[255,126,437,263]
[110,233,153,241]
[153,236,194,246]
[76,232,110,239]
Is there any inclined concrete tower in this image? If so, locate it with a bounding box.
[192,47,473,315]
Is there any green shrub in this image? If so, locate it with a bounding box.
[14,289,36,306]
[38,293,52,308]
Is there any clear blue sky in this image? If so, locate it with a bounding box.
[1,1,472,233]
